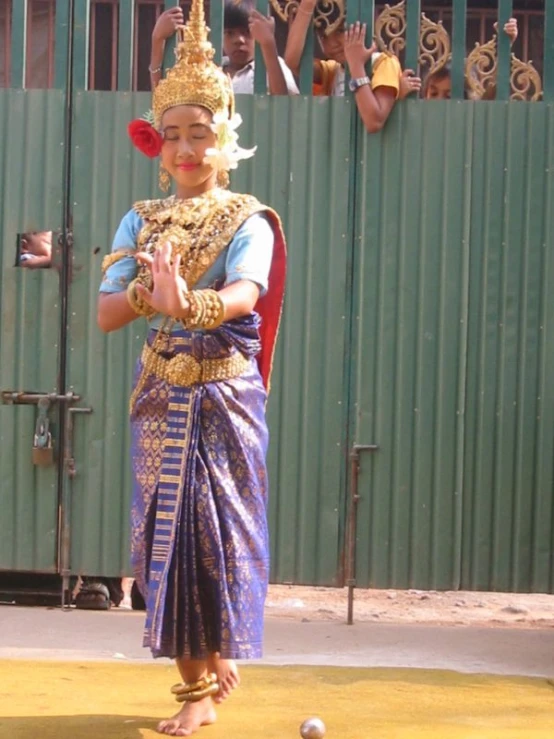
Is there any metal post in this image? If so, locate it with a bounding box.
[254,0,268,94]
[405,0,421,76]
[10,0,27,88]
[450,0,467,100]
[210,0,225,65]
[496,0,513,101]
[61,406,92,609]
[346,444,378,625]
[544,0,554,103]
[117,0,136,91]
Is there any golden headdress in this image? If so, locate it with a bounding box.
[128,0,255,174]
[152,0,234,129]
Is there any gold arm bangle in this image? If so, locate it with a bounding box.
[126,279,156,318]
[182,289,225,331]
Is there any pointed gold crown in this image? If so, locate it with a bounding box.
[152,0,234,129]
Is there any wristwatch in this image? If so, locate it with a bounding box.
[348,76,371,93]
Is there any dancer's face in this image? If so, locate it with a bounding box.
[160,105,218,196]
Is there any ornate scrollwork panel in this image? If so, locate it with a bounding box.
[269,0,345,35]
[375,1,406,56]
[465,37,498,99]
[510,56,542,101]
[419,13,450,74]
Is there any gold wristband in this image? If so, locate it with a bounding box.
[127,279,156,318]
[182,289,225,331]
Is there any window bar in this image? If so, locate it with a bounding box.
[48,0,56,87]
[54,0,70,89]
[495,0,512,101]
[210,0,223,66]
[451,0,467,100]
[404,0,420,75]
[111,0,118,90]
[521,12,528,63]
[10,0,27,88]
[2,0,12,88]
[346,0,360,87]
[346,0,359,29]
[163,0,177,73]
[297,10,314,95]
[88,0,96,88]
[24,0,33,87]
[357,0,374,39]
[253,0,268,95]
[118,0,135,90]
[545,0,554,102]
[73,0,90,89]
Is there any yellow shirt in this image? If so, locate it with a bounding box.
[371,52,401,98]
[313,54,401,98]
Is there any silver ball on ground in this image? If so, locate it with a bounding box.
[300,717,326,738]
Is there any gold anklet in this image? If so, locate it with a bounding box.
[170,673,219,703]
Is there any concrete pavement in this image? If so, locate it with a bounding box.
[0,605,552,678]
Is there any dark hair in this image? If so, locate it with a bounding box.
[422,62,452,94]
[422,63,472,99]
[224,0,253,31]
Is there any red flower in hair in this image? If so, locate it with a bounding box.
[128,119,163,158]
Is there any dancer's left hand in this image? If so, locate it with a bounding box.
[135,242,190,318]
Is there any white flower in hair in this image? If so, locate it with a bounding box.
[204,111,257,171]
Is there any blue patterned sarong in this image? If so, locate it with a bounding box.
[130,315,270,660]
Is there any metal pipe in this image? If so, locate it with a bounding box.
[346,444,378,625]
[58,0,76,608]
[60,406,92,609]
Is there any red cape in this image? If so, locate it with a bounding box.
[255,210,287,392]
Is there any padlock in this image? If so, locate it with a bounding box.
[32,398,54,466]
[32,432,54,466]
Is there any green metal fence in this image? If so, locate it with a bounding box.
[0,0,553,597]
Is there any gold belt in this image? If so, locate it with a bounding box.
[141,343,250,387]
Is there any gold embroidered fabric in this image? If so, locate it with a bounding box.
[139,342,250,387]
[101,248,135,275]
[133,188,266,292]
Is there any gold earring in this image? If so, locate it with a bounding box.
[159,164,170,193]
[217,169,229,189]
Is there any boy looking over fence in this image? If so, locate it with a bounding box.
[150,2,298,95]
[284,0,420,132]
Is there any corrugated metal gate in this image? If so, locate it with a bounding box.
[350,102,554,593]
[0,1,553,596]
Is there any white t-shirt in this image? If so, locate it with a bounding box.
[223,57,299,95]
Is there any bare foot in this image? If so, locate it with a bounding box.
[157,697,216,736]
[207,653,240,704]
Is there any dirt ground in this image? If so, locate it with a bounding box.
[265,585,554,629]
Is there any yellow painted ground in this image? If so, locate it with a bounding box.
[0,661,553,738]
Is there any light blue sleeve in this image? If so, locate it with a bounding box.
[99,209,144,293]
[224,213,274,295]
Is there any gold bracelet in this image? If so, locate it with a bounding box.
[127,279,156,318]
[182,289,225,331]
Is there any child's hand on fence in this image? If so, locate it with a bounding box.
[493,18,518,45]
[398,69,422,99]
[249,10,278,50]
[344,23,376,75]
[152,7,185,43]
